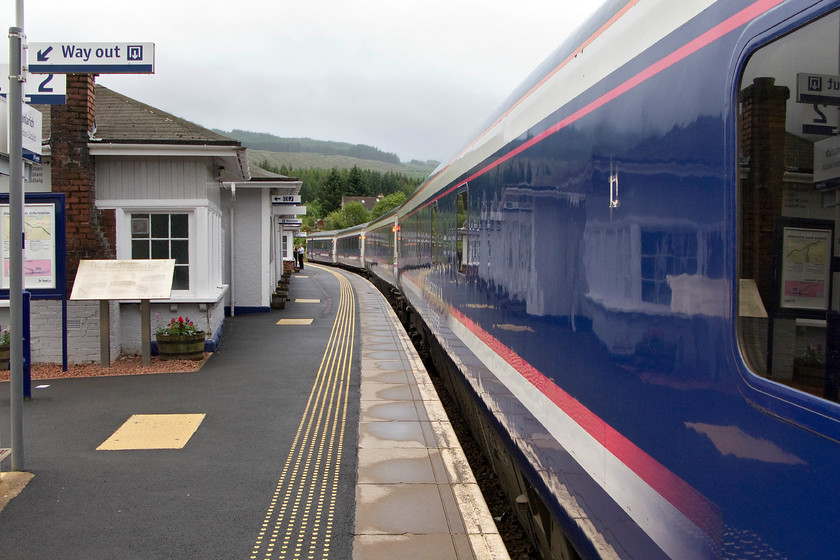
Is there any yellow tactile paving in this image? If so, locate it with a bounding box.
[252,265,354,560]
[276,318,314,326]
[0,472,34,514]
[96,413,205,450]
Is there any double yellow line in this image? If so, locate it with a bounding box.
[251,265,355,560]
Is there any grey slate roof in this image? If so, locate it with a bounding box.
[247,161,299,181]
[36,84,240,146]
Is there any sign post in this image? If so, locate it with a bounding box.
[8,25,25,471]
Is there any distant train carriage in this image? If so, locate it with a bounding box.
[363,209,399,290]
[310,1,840,558]
[305,231,336,264]
[334,225,365,269]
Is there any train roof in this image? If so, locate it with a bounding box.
[307,230,340,239]
[399,0,631,217]
[367,207,399,227]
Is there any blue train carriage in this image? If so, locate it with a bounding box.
[393,1,840,559]
[305,230,337,265]
[334,224,366,269]
[364,208,400,290]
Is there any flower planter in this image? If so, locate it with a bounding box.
[156,332,206,361]
[0,343,8,370]
[794,361,824,385]
[271,292,287,309]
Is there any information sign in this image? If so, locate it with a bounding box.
[28,42,155,74]
[814,135,840,187]
[70,259,174,301]
[20,104,42,163]
[0,97,42,163]
[1,202,55,289]
[0,193,66,299]
[797,72,840,105]
[272,195,302,204]
[0,65,66,104]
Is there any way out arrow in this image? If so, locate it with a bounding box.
[37,46,53,62]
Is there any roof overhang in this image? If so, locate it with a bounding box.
[40,142,250,181]
[226,179,303,193]
[86,142,242,158]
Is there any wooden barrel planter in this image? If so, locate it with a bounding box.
[156,332,206,361]
[0,344,8,370]
[271,291,287,309]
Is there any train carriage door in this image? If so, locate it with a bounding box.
[737,8,840,403]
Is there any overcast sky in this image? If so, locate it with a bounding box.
[4,1,600,162]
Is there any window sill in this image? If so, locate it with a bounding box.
[116,285,229,305]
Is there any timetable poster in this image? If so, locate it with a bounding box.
[1,204,57,290]
[780,226,832,311]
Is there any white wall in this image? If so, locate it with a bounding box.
[232,188,270,309]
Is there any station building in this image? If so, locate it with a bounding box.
[0,74,305,364]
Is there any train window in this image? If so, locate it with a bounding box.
[431,202,439,265]
[456,189,468,274]
[737,10,840,402]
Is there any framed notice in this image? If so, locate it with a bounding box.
[774,217,834,314]
[0,193,66,298]
[70,259,174,301]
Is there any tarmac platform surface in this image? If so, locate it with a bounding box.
[0,264,508,560]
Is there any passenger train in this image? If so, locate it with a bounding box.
[309,1,840,558]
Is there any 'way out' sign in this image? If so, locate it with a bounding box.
[28,42,155,74]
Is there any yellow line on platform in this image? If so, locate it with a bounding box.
[251,264,355,560]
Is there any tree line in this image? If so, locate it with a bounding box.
[260,162,422,231]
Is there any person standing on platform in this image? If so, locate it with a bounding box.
[297,245,305,270]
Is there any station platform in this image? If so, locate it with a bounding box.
[0,264,508,560]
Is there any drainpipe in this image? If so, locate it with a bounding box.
[229,183,236,317]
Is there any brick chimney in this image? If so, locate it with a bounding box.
[739,76,790,306]
[49,74,116,294]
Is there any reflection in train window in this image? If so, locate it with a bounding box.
[456,189,468,274]
[737,10,840,402]
[431,202,440,265]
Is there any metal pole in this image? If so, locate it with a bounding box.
[9,26,26,471]
[141,299,151,366]
[99,300,111,366]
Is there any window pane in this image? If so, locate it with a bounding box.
[151,214,169,238]
[170,214,188,238]
[151,239,169,259]
[131,215,150,238]
[173,265,189,290]
[457,190,468,274]
[131,240,149,259]
[171,240,189,264]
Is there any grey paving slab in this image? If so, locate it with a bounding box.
[346,272,508,560]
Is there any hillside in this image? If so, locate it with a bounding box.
[214,129,439,180]
[249,150,436,180]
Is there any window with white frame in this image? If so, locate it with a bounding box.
[131,213,190,289]
[116,205,225,300]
